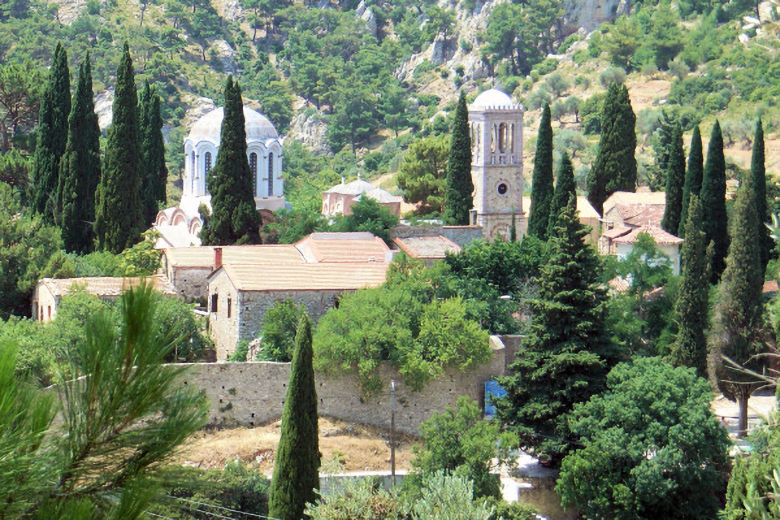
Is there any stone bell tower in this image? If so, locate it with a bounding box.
[468,89,525,240]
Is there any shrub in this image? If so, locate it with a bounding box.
[599,66,626,87]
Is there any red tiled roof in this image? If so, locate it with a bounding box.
[294,232,391,263]
[612,225,683,245]
[763,280,779,294]
[393,236,461,259]
[217,263,389,291]
[39,275,176,297]
[164,245,304,268]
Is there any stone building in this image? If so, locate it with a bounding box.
[207,262,390,360]
[467,89,526,240]
[161,232,393,301]
[392,235,461,266]
[522,195,601,243]
[601,190,667,229]
[32,275,175,322]
[599,225,683,275]
[154,106,286,248]
[321,177,403,217]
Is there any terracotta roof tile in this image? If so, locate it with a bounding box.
[294,232,391,263]
[612,225,683,245]
[393,236,461,259]
[40,275,176,297]
[164,245,304,268]
[218,263,389,291]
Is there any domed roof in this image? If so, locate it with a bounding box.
[187,106,278,142]
[470,89,518,110]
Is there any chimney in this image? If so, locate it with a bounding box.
[214,247,223,270]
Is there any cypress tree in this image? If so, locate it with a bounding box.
[710,155,766,438]
[701,121,728,282]
[268,313,320,520]
[32,42,70,222]
[669,195,709,377]
[202,76,260,245]
[527,103,554,239]
[95,43,143,253]
[751,119,771,276]
[678,125,703,237]
[138,81,168,226]
[651,110,676,190]
[58,55,100,254]
[497,195,614,464]
[547,151,576,238]
[661,123,685,236]
[443,90,473,226]
[586,83,636,215]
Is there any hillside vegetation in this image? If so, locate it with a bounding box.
[0,0,778,209]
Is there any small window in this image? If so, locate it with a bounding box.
[204,152,212,176]
[268,153,274,196]
[210,294,218,313]
[47,306,51,319]
[499,123,507,152]
[250,152,258,195]
[191,151,196,177]
[227,297,232,318]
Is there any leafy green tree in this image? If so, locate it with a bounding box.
[305,477,404,520]
[0,147,31,197]
[546,151,575,238]
[397,134,449,215]
[257,298,304,362]
[443,91,473,225]
[95,43,144,253]
[652,111,676,188]
[0,284,208,517]
[603,15,640,69]
[556,358,730,520]
[409,472,493,520]
[648,1,685,69]
[701,120,728,282]
[411,396,517,499]
[333,196,398,243]
[0,183,62,319]
[269,313,320,520]
[58,55,100,254]
[0,61,43,152]
[32,42,70,222]
[527,104,553,239]
[587,83,636,214]
[661,123,685,235]
[496,196,614,464]
[669,196,710,377]
[751,118,771,277]
[710,150,768,438]
[327,82,377,154]
[202,76,260,245]
[678,125,703,238]
[138,80,168,227]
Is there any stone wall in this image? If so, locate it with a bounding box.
[170,266,212,301]
[390,224,484,249]
[179,335,520,435]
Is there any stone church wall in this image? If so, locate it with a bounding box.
[178,335,519,435]
[390,224,484,248]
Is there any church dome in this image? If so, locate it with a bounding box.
[470,89,518,110]
[187,106,279,143]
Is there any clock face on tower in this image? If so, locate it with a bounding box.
[497,182,508,195]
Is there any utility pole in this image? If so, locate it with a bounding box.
[390,379,396,487]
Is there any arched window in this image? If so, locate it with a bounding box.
[250,153,258,195]
[204,152,212,176]
[191,151,196,177]
[490,125,496,152]
[498,123,507,152]
[510,124,515,152]
[267,153,274,197]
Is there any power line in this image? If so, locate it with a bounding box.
[164,495,281,520]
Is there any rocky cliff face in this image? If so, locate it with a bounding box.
[562,0,630,32]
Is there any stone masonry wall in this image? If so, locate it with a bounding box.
[179,335,519,435]
[390,224,484,248]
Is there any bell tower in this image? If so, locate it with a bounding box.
[468,89,525,240]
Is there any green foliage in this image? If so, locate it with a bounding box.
[587,83,637,214]
[31,42,70,223]
[443,91,473,225]
[257,298,305,362]
[407,471,494,520]
[95,43,144,253]
[701,121,729,282]
[59,55,101,254]
[0,183,63,319]
[751,119,771,276]
[150,461,270,519]
[603,15,640,69]
[579,92,605,135]
[527,104,554,240]
[669,196,710,377]
[0,147,31,198]
[710,145,768,437]
[547,151,576,238]
[497,197,614,463]
[314,264,491,395]
[332,196,398,243]
[0,284,209,517]
[556,357,730,520]
[397,134,449,216]
[138,80,168,227]
[661,123,685,235]
[678,125,703,237]
[202,77,260,245]
[116,229,162,276]
[306,477,405,520]
[411,396,517,499]
[269,313,320,520]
